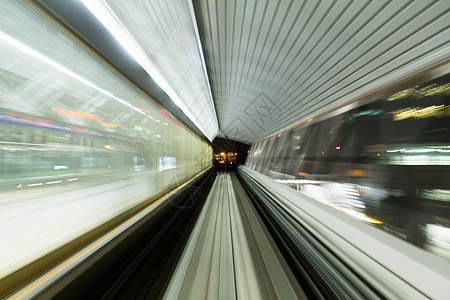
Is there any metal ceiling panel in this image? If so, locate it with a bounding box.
[194,0,450,144]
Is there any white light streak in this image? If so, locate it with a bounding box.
[46,181,63,185]
[80,0,218,141]
[0,30,152,121]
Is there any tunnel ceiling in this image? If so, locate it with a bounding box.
[193,0,450,144]
[39,0,449,145]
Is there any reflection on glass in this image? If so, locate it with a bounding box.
[425,224,450,259]
[0,1,212,283]
[247,66,450,260]
[158,156,177,171]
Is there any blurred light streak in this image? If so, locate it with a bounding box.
[387,87,417,101]
[426,224,450,250]
[100,122,119,128]
[159,109,176,120]
[333,206,383,224]
[390,105,449,121]
[275,179,319,184]
[348,169,367,177]
[0,113,104,138]
[421,189,450,202]
[46,181,62,185]
[139,107,150,113]
[275,179,382,224]
[387,155,450,165]
[54,166,69,170]
[0,30,150,120]
[51,107,103,119]
[387,82,450,101]
[80,0,218,141]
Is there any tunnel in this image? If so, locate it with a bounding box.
[0,1,449,299]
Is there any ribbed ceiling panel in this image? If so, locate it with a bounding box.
[195,0,450,144]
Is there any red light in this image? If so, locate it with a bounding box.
[139,107,151,113]
[100,122,120,128]
[159,109,176,120]
[51,107,103,120]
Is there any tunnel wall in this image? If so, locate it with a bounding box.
[0,0,211,282]
[245,62,450,260]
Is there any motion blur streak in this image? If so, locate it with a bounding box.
[80,0,219,141]
[247,63,450,261]
[0,0,211,286]
[164,173,306,300]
